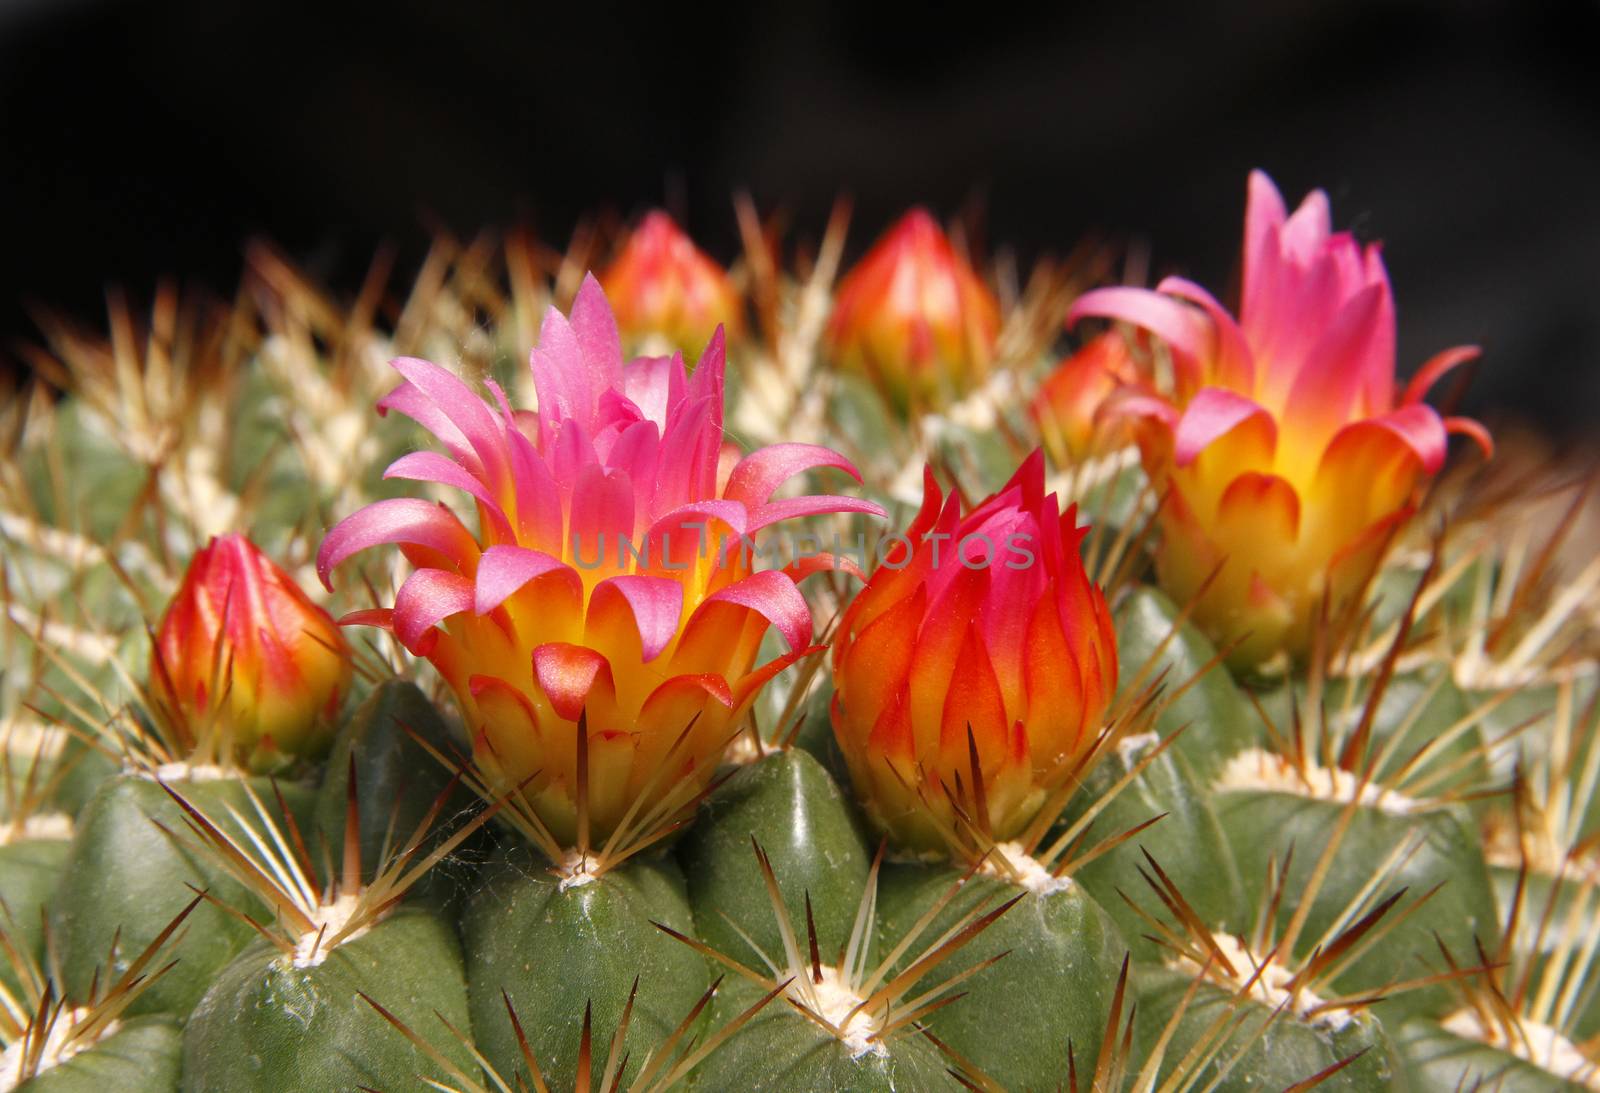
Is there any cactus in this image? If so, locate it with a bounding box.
[0,171,1596,1093]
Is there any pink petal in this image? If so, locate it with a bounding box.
[701,569,813,652]
[590,575,684,662]
[1067,287,1212,389]
[569,273,624,393]
[378,381,478,472]
[384,451,513,538]
[1285,283,1387,436]
[1327,405,1449,475]
[474,545,577,615]
[620,354,684,427]
[1099,388,1180,428]
[1173,387,1276,467]
[317,499,477,589]
[390,357,508,488]
[723,443,865,508]
[1155,276,1254,391]
[394,569,473,652]
[1242,170,1289,316]
[532,642,612,722]
[685,325,726,432]
[746,495,888,535]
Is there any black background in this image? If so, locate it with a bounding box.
[3,0,1597,438]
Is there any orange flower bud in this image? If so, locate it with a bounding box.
[151,534,350,765]
[600,210,743,354]
[1030,332,1136,465]
[825,209,1001,412]
[830,453,1117,853]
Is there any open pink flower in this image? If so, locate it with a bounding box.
[1070,171,1491,667]
[318,276,883,846]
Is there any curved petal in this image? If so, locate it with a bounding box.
[589,575,685,662]
[1155,275,1253,391]
[1325,405,1449,476]
[698,569,813,652]
[378,381,479,472]
[390,357,508,488]
[384,451,513,537]
[1444,416,1494,460]
[531,642,613,722]
[723,443,866,508]
[1401,345,1481,406]
[1173,387,1276,468]
[317,499,477,589]
[474,545,577,615]
[639,673,735,722]
[1217,471,1302,544]
[337,608,394,630]
[393,569,473,652]
[747,495,889,534]
[1067,286,1213,387]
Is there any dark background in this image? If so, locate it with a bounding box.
[3,0,1597,437]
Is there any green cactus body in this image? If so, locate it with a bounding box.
[1216,788,1499,1021]
[686,976,955,1091]
[312,680,482,904]
[180,907,472,1092]
[462,843,709,1089]
[1113,587,1259,778]
[1394,1016,1592,1092]
[1134,966,1409,1092]
[48,772,313,1018]
[873,865,1124,1090]
[678,748,871,966]
[1058,736,1246,959]
[0,836,70,994]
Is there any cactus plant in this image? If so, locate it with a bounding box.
[0,171,1595,1092]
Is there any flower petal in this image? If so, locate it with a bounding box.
[588,575,684,662]
[393,569,473,652]
[390,357,508,488]
[701,569,813,652]
[384,451,513,538]
[316,499,477,589]
[532,642,614,722]
[723,443,866,508]
[474,545,577,615]
[1068,286,1212,390]
[1173,387,1276,468]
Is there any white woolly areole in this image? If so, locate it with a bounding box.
[290,892,370,969]
[1176,934,1350,1032]
[143,762,233,784]
[1214,747,1423,816]
[983,841,1074,896]
[1442,1009,1600,1088]
[0,811,74,846]
[1116,732,1161,766]
[556,849,601,891]
[0,1007,111,1089]
[804,966,886,1059]
[722,733,765,767]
